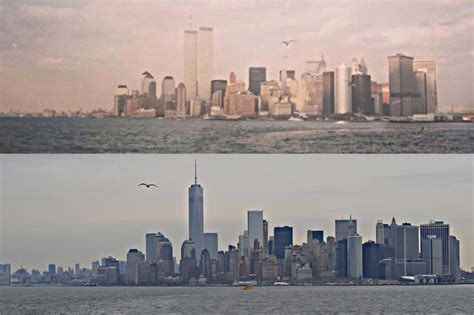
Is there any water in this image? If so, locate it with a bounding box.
[0,117,472,153]
[0,286,472,314]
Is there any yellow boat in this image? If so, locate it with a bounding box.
[243,284,253,291]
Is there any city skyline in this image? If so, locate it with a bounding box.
[1,0,473,112]
[1,154,472,271]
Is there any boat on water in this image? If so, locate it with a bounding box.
[288,117,304,122]
[335,120,346,124]
[243,284,254,291]
[273,282,290,286]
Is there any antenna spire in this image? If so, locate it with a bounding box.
[194,159,197,185]
[189,15,193,30]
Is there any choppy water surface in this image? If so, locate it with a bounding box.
[0,117,472,153]
[0,285,472,314]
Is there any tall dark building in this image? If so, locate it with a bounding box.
[249,67,266,96]
[308,230,324,244]
[336,239,347,278]
[323,71,335,115]
[388,53,419,116]
[352,73,373,115]
[420,221,450,275]
[274,226,293,259]
[362,241,395,279]
[211,80,227,98]
[48,264,56,275]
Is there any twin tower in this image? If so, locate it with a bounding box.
[183,27,213,103]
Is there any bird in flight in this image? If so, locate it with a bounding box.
[138,183,158,188]
[417,127,425,135]
[282,40,295,46]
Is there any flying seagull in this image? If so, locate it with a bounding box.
[282,40,295,46]
[138,183,158,188]
[417,127,425,135]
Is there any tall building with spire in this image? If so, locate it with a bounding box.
[189,160,204,258]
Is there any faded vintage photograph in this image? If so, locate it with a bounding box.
[0,0,472,153]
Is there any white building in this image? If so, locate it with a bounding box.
[184,30,198,100]
[141,71,156,97]
[161,76,176,103]
[197,27,213,102]
[335,64,352,114]
[125,249,145,284]
[248,210,264,251]
[176,83,186,117]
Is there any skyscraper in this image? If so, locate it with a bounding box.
[248,210,264,250]
[176,83,186,116]
[413,59,438,114]
[145,232,168,263]
[142,71,157,97]
[263,219,269,252]
[189,161,204,258]
[204,232,218,260]
[421,236,443,275]
[335,216,357,242]
[161,76,176,104]
[323,71,335,115]
[388,53,419,116]
[125,249,145,284]
[248,67,266,96]
[420,221,450,274]
[184,30,198,100]
[197,27,213,101]
[274,226,293,259]
[347,234,363,278]
[307,230,324,244]
[0,264,11,285]
[449,236,460,279]
[376,220,384,245]
[335,64,352,114]
[352,73,373,115]
[389,219,420,277]
[113,85,129,117]
[211,80,227,108]
[279,69,296,81]
[305,56,326,75]
[414,70,428,114]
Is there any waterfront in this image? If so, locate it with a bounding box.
[0,117,472,153]
[0,285,472,314]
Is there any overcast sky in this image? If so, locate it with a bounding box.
[0,0,473,112]
[1,154,472,271]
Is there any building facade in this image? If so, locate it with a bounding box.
[249,67,266,96]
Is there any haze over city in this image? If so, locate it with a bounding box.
[0,154,472,271]
[1,0,473,112]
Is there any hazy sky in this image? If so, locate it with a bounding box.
[1,154,472,271]
[1,0,473,112]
